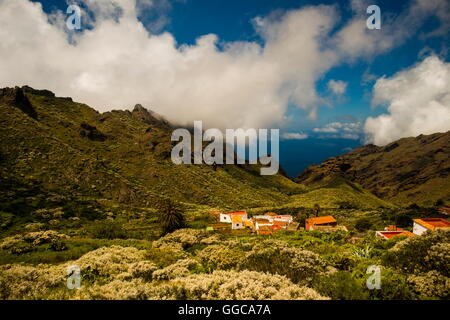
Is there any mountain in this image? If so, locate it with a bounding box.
[296,131,450,206]
[0,86,305,215]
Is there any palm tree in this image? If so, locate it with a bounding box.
[158,199,185,235]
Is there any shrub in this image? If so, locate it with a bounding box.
[167,270,328,300]
[409,271,450,299]
[0,230,69,254]
[89,220,127,240]
[0,211,13,229]
[75,246,146,280]
[382,230,450,275]
[313,271,368,300]
[144,247,187,268]
[152,228,209,250]
[239,240,328,285]
[354,218,373,232]
[197,245,244,271]
[368,268,417,300]
[0,264,66,299]
[337,201,358,209]
[425,243,450,277]
[152,259,200,280]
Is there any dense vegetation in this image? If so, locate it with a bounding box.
[0,86,448,300]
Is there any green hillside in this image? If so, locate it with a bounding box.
[296,132,450,206]
[0,86,304,218]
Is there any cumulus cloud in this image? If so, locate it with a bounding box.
[327,79,347,95]
[281,132,308,140]
[313,121,361,133]
[313,121,362,140]
[364,55,450,146]
[335,0,450,60]
[0,0,447,133]
[0,0,340,130]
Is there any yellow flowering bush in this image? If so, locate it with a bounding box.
[168,270,328,300]
[409,271,450,299]
[382,230,450,274]
[197,245,244,271]
[152,258,200,280]
[152,228,210,250]
[0,264,66,299]
[0,230,69,254]
[239,240,328,285]
[425,243,450,276]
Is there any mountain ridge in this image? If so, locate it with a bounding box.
[296,131,450,206]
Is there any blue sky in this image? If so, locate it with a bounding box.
[8,0,450,175]
[33,0,448,129]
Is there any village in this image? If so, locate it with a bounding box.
[207,207,450,238]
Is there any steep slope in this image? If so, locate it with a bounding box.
[0,86,303,213]
[296,132,450,206]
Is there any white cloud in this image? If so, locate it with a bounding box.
[313,121,362,139]
[335,0,450,60]
[281,132,308,140]
[313,121,361,133]
[327,79,347,95]
[364,56,450,146]
[313,126,338,133]
[0,0,447,133]
[0,0,340,130]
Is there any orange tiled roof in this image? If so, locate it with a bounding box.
[223,211,247,216]
[413,218,450,230]
[266,212,278,216]
[377,231,415,239]
[273,220,288,226]
[231,216,243,223]
[306,216,336,225]
[244,220,254,227]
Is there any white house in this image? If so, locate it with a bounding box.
[219,211,248,224]
[413,218,450,235]
[273,215,293,223]
[254,219,272,231]
[231,215,245,230]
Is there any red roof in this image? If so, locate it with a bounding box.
[306,216,336,225]
[223,211,247,216]
[377,231,415,239]
[413,218,450,230]
[305,216,337,231]
[273,220,288,227]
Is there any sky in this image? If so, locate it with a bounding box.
[0,0,449,176]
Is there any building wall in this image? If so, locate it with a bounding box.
[413,222,428,235]
[220,214,231,223]
[232,222,244,230]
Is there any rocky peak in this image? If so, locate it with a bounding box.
[131,104,171,129]
[0,86,38,119]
